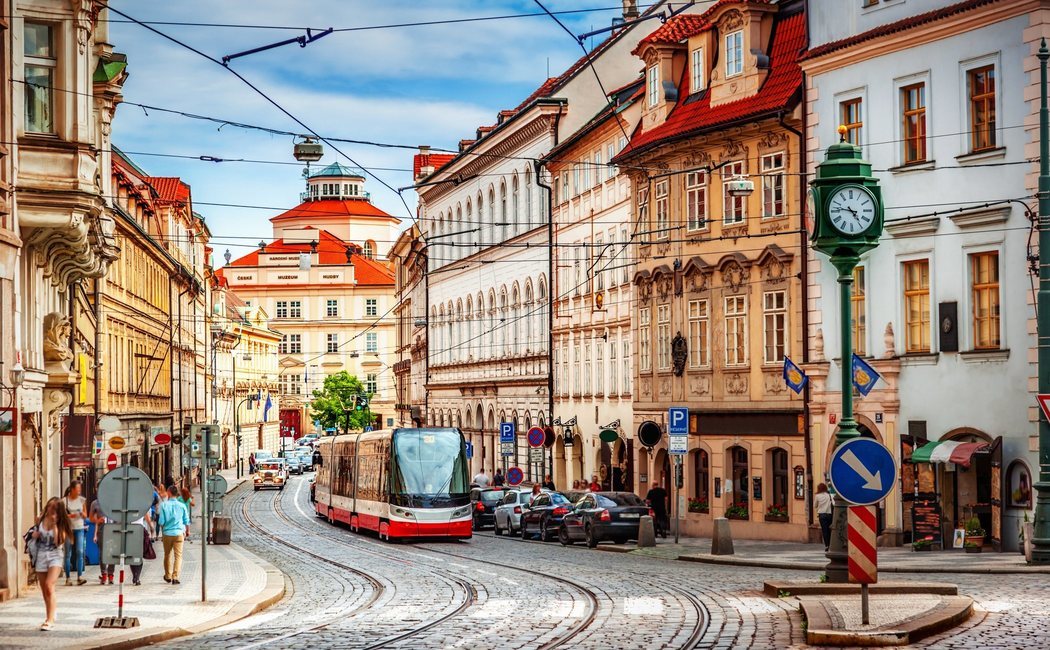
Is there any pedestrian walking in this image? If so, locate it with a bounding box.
[645,481,669,538]
[158,485,190,584]
[492,468,505,487]
[815,483,834,551]
[178,487,196,542]
[62,480,88,586]
[26,497,72,631]
[542,475,556,490]
[472,467,490,488]
[88,490,114,585]
[130,516,155,586]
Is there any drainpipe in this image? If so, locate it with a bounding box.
[93,277,102,495]
[781,91,812,526]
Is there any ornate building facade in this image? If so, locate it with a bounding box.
[391,219,430,428]
[616,0,809,540]
[224,164,399,436]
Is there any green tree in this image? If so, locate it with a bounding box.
[308,371,374,433]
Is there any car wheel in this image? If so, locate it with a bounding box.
[540,519,550,542]
[585,525,598,548]
[559,525,573,546]
[494,519,503,536]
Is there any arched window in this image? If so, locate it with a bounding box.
[524,281,534,351]
[692,449,710,507]
[511,284,521,352]
[524,167,533,228]
[465,295,474,360]
[475,292,484,359]
[769,448,789,515]
[499,287,508,356]
[487,290,497,356]
[537,276,548,352]
[511,175,520,235]
[477,192,484,247]
[437,305,445,364]
[455,300,463,363]
[455,205,464,259]
[729,446,749,519]
[500,182,508,241]
[363,240,375,260]
[465,199,473,252]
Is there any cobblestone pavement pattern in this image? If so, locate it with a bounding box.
[159,476,1050,649]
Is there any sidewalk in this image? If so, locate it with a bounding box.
[0,470,284,649]
[621,534,1050,574]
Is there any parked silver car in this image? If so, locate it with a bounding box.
[493,488,536,536]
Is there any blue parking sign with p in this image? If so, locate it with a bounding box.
[500,421,515,443]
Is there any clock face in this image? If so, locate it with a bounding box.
[828,185,877,236]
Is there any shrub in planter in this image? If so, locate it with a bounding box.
[688,498,709,514]
[725,502,749,520]
[912,538,933,551]
[765,504,788,522]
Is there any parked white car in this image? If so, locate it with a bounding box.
[493,489,535,536]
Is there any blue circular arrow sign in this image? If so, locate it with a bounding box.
[828,437,897,506]
[506,467,524,486]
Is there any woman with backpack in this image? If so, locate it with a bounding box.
[27,497,72,631]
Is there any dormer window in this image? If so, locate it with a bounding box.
[725,31,743,78]
[691,47,704,93]
[647,65,659,107]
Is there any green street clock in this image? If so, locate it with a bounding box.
[808,128,884,259]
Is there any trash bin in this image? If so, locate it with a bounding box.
[211,516,232,545]
[85,521,100,566]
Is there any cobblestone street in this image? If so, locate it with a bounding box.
[155,477,1050,649]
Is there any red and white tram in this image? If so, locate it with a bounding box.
[312,428,472,540]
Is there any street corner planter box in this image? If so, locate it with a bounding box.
[912,545,933,552]
[726,513,749,521]
[688,508,710,515]
[765,514,789,523]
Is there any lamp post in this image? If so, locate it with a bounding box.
[232,353,252,479]
[808,126,884,583]
[1032,39,1050,564]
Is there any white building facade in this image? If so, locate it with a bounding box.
[803,0,1040,549]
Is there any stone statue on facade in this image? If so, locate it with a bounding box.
[813,327,825,362]
[671,331,688,377]
[884,322,896,359]
[43,312,74,371]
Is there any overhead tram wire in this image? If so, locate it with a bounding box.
[107,7,420,230]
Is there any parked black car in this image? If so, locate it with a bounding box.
[520,491,574,541]
[558,492,650,547]
[469,487,506,530]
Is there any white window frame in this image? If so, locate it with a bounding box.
[622,338,631,393]
[573,345,581,396]
[761,152,786,219]
[24,22,56,134]
[606,143,617,180]
[655,180,669,239]
[584,341,593,395]
[326,333,339,353]
[289,300,302,319]
[596,341,605,397]
[609,336,618,395]
[962,243,1004,352]
[325,299,338,318]
[958,52,1002,156]
[647,64,659,107]
[276,301,288,319]
[657,303,671,370]
[686,171,708,232]
[365,298,378,317]
[894,71,932,167]
[688,299,709,367]
[366,332,378,353]
[724,296,748,366]
[691,47,704,92]
[722,161,747,226]
[639,308,651,372]
[595,233,605,292]
[725,31,743,78]
[763,291,787,364]
[637,188,650,243]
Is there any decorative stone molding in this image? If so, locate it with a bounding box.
[725,372,748,395]
[74,0,106,54]
[43,313,74,372]
[759,131,789,149]
[22,207,119,287]
[721,262,749,292]
[43,388,72,438]
[883,322,896,359]
[689,374,711,396]
[640,377,652,397]
[764,371,786,395]
[814,328,825,361]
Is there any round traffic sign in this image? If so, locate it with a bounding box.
[828,437,898,506]
[106,453,118,471]
[97,464,155,523]
[506,467,524,486]
[108,436,125,450]
[153,432,171,445]
[543,426,555,449]
[527,427,544,448]
[637,421,663,448]
[207,474,228,495]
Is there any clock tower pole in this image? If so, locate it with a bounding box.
[809,126,884,582]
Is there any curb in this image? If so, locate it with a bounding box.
[81,535,286,649]
[763,580,959,597]
[800,594,973,646]
[676,553,1050,574]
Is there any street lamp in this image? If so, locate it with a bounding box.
[232,353,253,479]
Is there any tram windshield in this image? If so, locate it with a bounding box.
[391,429,470,507]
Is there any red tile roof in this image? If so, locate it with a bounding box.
[632,15,711,54]
[226,229,394,286]
[617,11,805,160]
[801,0,996,61]
[413,152,456,178]
[269,198,398,223]
[145,176,190,203]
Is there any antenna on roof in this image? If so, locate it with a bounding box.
[546,57,550,78]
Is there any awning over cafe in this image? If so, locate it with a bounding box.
[910,440,990,467]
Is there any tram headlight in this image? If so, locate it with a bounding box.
[452,506,470,519]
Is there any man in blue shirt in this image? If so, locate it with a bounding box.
[157,485,190,584]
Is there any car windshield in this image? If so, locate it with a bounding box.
[258,462,281,472]
[391,429,470,508]
[479,490,504,503]
[550,493,570,505]
[596,493,643,507]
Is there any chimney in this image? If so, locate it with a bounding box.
[622,0,639,20]
[416,145,434,181]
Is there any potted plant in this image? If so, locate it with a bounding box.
[688,498,709,514]
[725,502,749,520]
[964,516,985,548]
[912,538,933,552]
[964,541,982,554]
[764,504,788,522]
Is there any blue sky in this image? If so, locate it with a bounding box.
[109,1,637,263]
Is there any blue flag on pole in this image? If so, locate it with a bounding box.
[263,394,272,422]
[852,353,881,396]
[783,356,808,394]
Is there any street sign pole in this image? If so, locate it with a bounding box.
[1034,39,1050,565]
[201,425,208,603]
[668,407,688,544]
[95,464,153,629]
